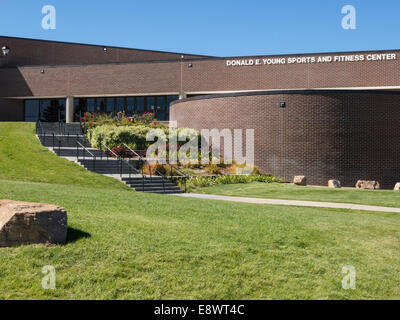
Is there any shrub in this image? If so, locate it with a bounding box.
[88,124,155,150]
[204,164,221,175]
[180,174,281,191]
[130,112,156,125]
[142,163,179,176]
[108,147,136,158]
[87,124,200,156]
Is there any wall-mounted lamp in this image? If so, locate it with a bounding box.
[40,69,45,74]
[188,63,193,68]
[280,102,286,108]
[103,47,107,52]
[1,45,10,57]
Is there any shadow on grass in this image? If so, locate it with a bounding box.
[67,227,91,244]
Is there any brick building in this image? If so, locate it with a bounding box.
[1,36,399,187]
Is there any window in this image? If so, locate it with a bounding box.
[126,97,134,116]
[39,100,51,121]
[106,98,114,115]
[74,98,87,122]
[156,96,166,121]
[56,99,66,122]
[97,98,105,113]
[116,97,125,113]
[136,97,144,113]
[24,100,39,122]
[87,99,95,113]
[147,97,155,113]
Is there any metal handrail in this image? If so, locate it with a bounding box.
[76,140,95,158]
[36,120,45,143]
[122,143,165,179]
[122,143,166,192]
[101,142,140,180]
[122,143,187,192]
[52,133,62,156]
[36,120,43,135]
[76,140,97,172]
[59,120,65,136]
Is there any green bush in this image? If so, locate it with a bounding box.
[87,124,200,152]
[181,174,281,191]
[88,124,156,150]
[204,164,221,175]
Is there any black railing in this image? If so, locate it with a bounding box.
[36,119,43,135]
[101,142,140,181]
[76,140,96,172]
[52,133,62,156]
[122,143,187,193]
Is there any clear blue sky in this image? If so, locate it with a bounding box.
[0,0,399,57]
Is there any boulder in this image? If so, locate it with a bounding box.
[355,180,381,190]
[0,200,67,247]
[394,183,400,191]
[293,176,307,186]
[328,180,341,188]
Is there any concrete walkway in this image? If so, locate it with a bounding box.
[176,193,400,213]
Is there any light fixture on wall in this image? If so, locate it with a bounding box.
[1,45,10,57]
[103,47,107,52]
[40,69,45,74]
[188,63,193,68]
[280,102,286,108]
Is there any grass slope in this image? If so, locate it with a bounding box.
[0,123,399,299]
[0,122,129,190]
[194,182,400,208]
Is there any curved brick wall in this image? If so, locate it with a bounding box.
[170,90,400,189]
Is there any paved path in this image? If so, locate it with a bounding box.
[176,193,400,213]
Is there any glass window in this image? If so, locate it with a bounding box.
[97,98,105,113]
[74,99,80,113]
[156,96,166,121]
[74,99,87,121]
[147,97,155,113]
[25,100,39,122]
[126,97,134,116]
[116,97,125,113]
[87,99,95,113]
[39,100,51,121]
[74,98,87,122]
[57,99,66,122]
[136,97,144,114]
[40,99,65,122]
[106,98,114,115]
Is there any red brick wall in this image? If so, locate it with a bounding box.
[170,91,400,189]
[0,98,23,121]
[181,50,400,92]
[1,49,400,99]
[0,61,183,98]
[0,36,207,67]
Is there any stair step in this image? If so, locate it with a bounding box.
[36,125,185,194]
[130,185,180,190]
[140,190,185,194]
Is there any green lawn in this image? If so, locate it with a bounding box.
[0,123,399,300]
[0,122,128,190]
[194,182,400,208]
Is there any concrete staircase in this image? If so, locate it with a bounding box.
[36,122,185,194]
[122,176,184,194]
